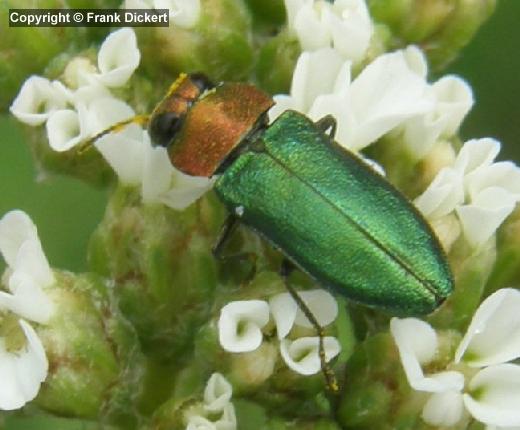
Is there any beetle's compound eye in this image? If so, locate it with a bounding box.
[148,111,184,148]
[189,73,215,92]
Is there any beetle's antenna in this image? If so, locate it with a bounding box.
[77,114,150,155]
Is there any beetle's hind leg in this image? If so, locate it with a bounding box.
[280,259,340,395]
[315,115,337,139]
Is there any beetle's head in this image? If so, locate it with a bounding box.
[148,73,274,178]
[148,73,214,149]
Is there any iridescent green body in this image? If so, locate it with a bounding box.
[215,110,453,315]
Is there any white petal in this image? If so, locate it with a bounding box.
[95,127,147,185]
[0,210,38,268]
[293,3,331,51]
[9,76,68,126]
[0,320,48,410]
[46,109,84,152]
[82,97,135,137]
[402,76,472,160]
[431,76,473,137]
[414,167,465,218]
[422,391,465,427]
[290,49,345,113]
[464,364,520,427]
[466,162,520,201]
[72,81,112,106]
[218,301,270,353]
[268,95,298,123]
[284,0,309,31]
[455,289,520,367]
[453,138,500,175]
[341,48,433,151]
[186,416,217,430]
[158,168,215,210]
[97,28,140,87]
[203,373,232,413]
[215,403,237,430]
[456,187,516,248]
[13,239,53,288]
[327,0,373,62]
[294,290,338,328]
[280,336,340,375]
[269,292,298,339]
[269,289,338,337]
[142,145,173,203]
[390,318,464,392]
[154,0,201,29]
[0,272,54,323]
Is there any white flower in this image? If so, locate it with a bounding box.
[415,138,520,248]
[391,288,520,428]
[218,300,270,353]
[0,320,48,410]
[285,0,373,62]
[123,0,201,29]
[9,76,69,126]
[269,289,338,339]
[186,416,217,430]
[0,210,53,410]
[219,290,341,377]
[402,75,474,159]
[280,336,341,375]
[0,211,54,323]
[270,46,433,152]
[94,27,140,88]
[204,373,232,413]
[46,95,136,152]
[187,373,236,430]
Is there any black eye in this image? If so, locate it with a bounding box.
[189,73,215,92]
[148,112,184,148]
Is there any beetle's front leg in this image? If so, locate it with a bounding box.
[315,115,337,139]
[279,259,340,395]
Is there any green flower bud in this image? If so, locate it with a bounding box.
[137,0,254,82]
[35,271,144,427]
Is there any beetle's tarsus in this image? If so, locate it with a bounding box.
[279,259,341,396]
[315,115,337,139]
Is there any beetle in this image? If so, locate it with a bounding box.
[88,72,454,391]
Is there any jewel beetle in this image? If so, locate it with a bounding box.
[142,73,453,314]
[88,72,454,390]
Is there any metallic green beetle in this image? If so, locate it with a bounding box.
[143,73,453,317]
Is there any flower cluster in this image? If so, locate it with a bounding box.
[415,138,520,249]
[10,28,213,210]
[218,290,340,376]
[10,28,140,152]
[391,288,520,429]
[284,0,373,63]
[0,211,54,410]
[186,373,236,430]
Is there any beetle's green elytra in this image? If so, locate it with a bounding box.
[214,110,453,315]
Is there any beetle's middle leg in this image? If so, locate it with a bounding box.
[213,214,258,282]
[315,115,337,139]
[280,259,340,395]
